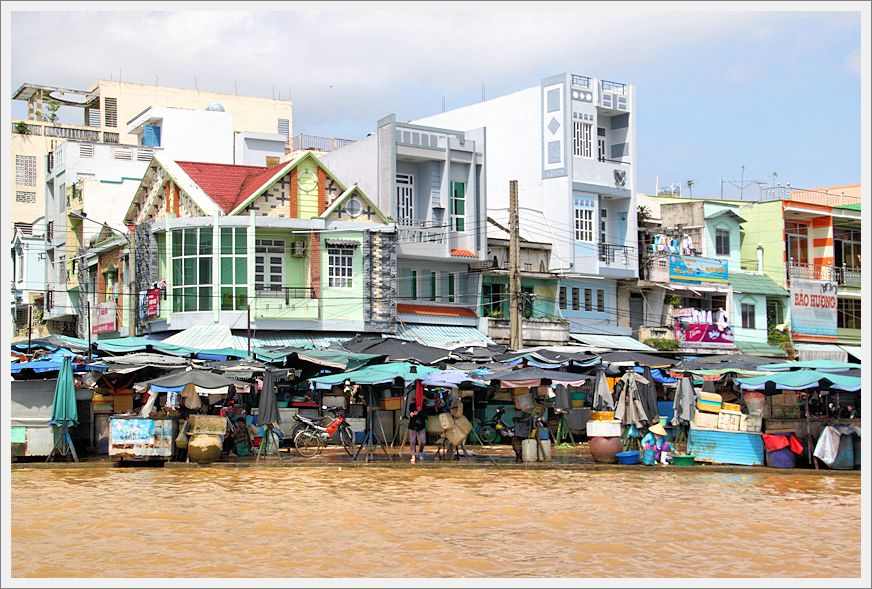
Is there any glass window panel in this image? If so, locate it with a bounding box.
[183,258,196,285]
[172,230,183,257]
[199,287,212,311]
[172,258,182,285]
[173,288,184,312]
[235,229,247,254]
[221,228,232,254]
[235,258,247,284]
[221,258,233,283]
[199,258,211,284]
[184,229,197,256]
[199,229,212,255]
[184,287,197,312]
[235,287,248,310]
[221,287,234,310]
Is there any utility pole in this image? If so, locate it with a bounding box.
[86,300,92,364]
[247,303,252,360]
[27,304,33,356]
[509,180,523,350]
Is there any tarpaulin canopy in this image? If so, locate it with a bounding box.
[600,351,674,368]
[495,348,600,368]
[339,336,450,365]
[633,366,678,384]
[194,347,250,361]
[308,362,441,390]
[483,367,591,388]
[736,370,862,393]
[12,359,107,375]
[139,369,244,391]
[49,357,78,427]
[285,349,386,371]
[673,354,780,372]
[419,369,487,389]
[756,360,860,373]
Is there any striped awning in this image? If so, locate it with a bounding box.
[325,239,360,247]
[793,343,847,363]
[568,333,655,352]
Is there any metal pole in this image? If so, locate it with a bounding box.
[247,303,252,359]
[27,304,33,356]
[86,301,92,364]
[509,180,522,350]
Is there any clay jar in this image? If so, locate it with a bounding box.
[589,436,623,464]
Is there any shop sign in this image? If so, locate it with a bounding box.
[92,300,117,334]
[109,418,174,458]
[676,323,734,344]
[669,255,728,284]
[790,279,837,337]
[146,288,161,318]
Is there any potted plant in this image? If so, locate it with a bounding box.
[14,121,28,134]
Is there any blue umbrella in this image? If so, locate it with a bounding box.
[48,357,79,462]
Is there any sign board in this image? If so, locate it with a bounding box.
[146,288,161,318]
[790,279,837,337]
[187,415,228,435]
[676,323,734,345]
[669,255,728,284]
[92,300,117,334]
[109,418,174,458]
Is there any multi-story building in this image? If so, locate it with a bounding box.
[124,151,398,344]
[11,217,46,337]
[413,73,642,350]
[739,185,861,361]
[11,79,292,228]
[320,115,493,348]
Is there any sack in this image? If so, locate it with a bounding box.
[175,421,189,449]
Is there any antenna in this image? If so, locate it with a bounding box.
[194,76,199,93]
[481,83,485,102]
[442,95,446,113]
[686,179,694,198]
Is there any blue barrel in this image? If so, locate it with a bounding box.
[766,446,796,468]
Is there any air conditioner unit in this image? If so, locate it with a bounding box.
[290,241,307,257]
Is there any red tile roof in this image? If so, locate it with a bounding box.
[397,303,478,318]
[176,160,288,214]
[450,249,477,258]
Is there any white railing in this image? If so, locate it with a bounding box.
[290,133,354,153]
[396,219,447,244]
[788,260,861,288]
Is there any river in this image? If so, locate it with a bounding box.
[11,466,860,578]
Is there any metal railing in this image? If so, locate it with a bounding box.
[396,219,447,244]
[758,186,860,206]
[571,74,591,88]
[600,80,627,94]
[598,243,635,267]
[787,260,861,287]
[12,120,122,144]
[256,286,315,303]
[290,133,355,153]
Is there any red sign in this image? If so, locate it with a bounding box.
[146,289,161,318]
[676,323,733,344]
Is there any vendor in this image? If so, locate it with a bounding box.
[408,402,429,464]
[225,416,258,457]
[641,423,672,465]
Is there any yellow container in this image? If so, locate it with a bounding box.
[381,397,402,411]
[571,399,585,408]
[722,402,741,413]
[590,411,615,421]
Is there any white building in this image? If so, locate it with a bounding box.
[11,217,46,336]
[414,73,641,345]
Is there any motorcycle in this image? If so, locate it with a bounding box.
[476,406,514,444]
[291,406,355,457]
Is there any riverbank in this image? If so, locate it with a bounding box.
[13,444,860,476]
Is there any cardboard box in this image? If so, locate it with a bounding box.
[693,411,719,430]
[717,410,742,431]
[739,414,762,433]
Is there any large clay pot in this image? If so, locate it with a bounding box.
[589,436,623,464]
[187,434,222,463]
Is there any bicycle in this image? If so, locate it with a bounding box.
[292,406,355,457]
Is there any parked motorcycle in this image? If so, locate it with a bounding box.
[476,406,514,444]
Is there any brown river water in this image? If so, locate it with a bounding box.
[11,466,861,578]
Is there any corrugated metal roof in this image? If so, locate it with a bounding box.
[687,427,764,466]
[734,341,788,357]
[568,334,655,351]
[156,325,352,351]
[794,343,847,363]
[394,324,493,349]
[730,271,789,296]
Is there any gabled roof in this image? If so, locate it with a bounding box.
[730,271,789,296]
[175,160,287,215]
[319,184,389,223]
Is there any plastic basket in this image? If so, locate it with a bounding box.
[672,454,695,466]
[616,451,640,465]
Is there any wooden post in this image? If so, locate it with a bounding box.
[508,180,522,350]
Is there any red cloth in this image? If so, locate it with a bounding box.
[415,380,424,410]
[762,433,804,454]
[789,436,804,455]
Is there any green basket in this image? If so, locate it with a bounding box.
[672,454,695,467]
[570,392,586,401]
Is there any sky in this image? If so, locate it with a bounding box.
[8,3,865,199]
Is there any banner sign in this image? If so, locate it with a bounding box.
[109,418,174,458]
[146,288,161,318]
[790,279,837,337]
[676,323,734,344]
[669,255,728,284]
[92,300,117,334]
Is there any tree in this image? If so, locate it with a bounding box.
[43,101,60,123]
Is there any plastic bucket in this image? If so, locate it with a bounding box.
[672,454,695,467]
[765,446,796,468]
[641,448,656,466]
[521,439,539,462]
[616,451,640,465]
[537,439,552,462]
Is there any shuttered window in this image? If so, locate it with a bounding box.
[103,97,118,128]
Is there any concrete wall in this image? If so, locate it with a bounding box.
[319,134,379,207]
[128,108,234,164]
[10,134,55,226]
[731,292,769,343]
[234,134,287,166]
[738,201,786,285]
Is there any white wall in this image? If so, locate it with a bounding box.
[234,134,286,166]
[148,108,234,164]
[320,134,379,207]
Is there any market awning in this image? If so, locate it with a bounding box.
[339,336,450,365]
[483,367,591,388]
[839,345,862,362]
[736,370,861,392]
[734,341,788,357]
[394,324,494,349]
[600,351,674,368]
[757,360,859,373]
[308,362,440,390]
[568,333,656,352]
[793,343,847,363]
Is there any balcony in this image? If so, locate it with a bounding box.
[289,133,355,154]
[11,119,114,143]
[787,261,861,289]
[487,317,570,347]
[598,243,635,268]
[253,286,319,320]
[396,219,451,259]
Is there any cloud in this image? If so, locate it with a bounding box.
[843,47,861,74]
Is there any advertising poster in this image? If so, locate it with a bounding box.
[92,300,117,334]
[676,323,734,344]
[790,279,837,337]
[669,255,729,284]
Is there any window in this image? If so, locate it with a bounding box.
[429,272,437,301]
[255,239,284,293]
[79,144,94,158]
[597,127,606,161]
[483,283,505,316]
[172,228,213,312]
[396,174,414,222]
[559,286,567,310]
[741,302,756,329]
[277,118,290,137]
[715,228,730,256]
[766,298,784,326]
[219,227,247,310]
[571,287,580,311]
[834,228,861,270]
[142,125,161,147]
[442,272,456,303]
[16,155,36,186]
[17,252,24,281]
[410,270,417,300]
[574,203,593,242]
[837,298,860,330]
[265,156,280,167]
[597,289,605,313]
[522,286,534,318]
[451,182,465,231]
[600,208,608,244]
[785,222,809,266]
[584,288,592,312]
[572,121,592,158]
[15,191,36,203]
[103,97,118,128]
[327,246,354,288]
